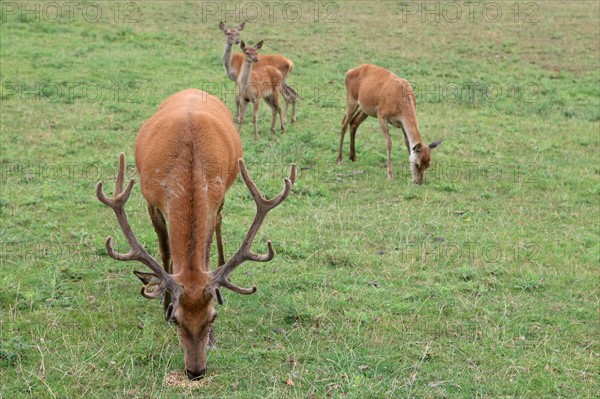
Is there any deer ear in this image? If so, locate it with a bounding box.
[255,40,264,49]
[219,21,225,31]
[133,271,162,298]
[412,143,423,153]
[238,22,245,30]
[429,139,443,149]
[164,302,175,322]
[240,40,246,50]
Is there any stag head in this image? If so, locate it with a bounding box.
[97,154,296,379]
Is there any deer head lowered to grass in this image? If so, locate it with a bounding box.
[337,64,442,184]
[96,89,296,380]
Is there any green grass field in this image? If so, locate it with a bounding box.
[1,1,598,398]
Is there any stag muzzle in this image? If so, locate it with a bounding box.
[186,368,206,380]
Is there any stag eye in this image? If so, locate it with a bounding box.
[211,314,217,323]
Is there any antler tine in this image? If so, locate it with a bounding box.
[97,153,173,291]
[96,154,134,209]
[209,159,296,297]
[239,159,297,210]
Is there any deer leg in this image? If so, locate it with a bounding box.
[283,82,297,124]
[147,204,172,311]
[280,86,289,127]
[235,96,241,124]
[290,92,297,125]
[283,93,289,128]
[252,100,260,141]
[349,111,368,162]
[237,99,248,135]
[206,201,226,349]
[215,201,225,267]
[273,90,284,134]
[264,95,277,134]
[378,117,393,180]
[338,102,359,164]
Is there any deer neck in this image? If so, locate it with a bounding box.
[400,113,423,150]
[239,58,253,91]
[223,41,236,80]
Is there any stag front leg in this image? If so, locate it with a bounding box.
[349,111,368,162]
[148,205,171,271]
[148,205,173,311]
[378,116,393,180]
[215,201,225,267]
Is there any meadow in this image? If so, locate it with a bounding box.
[0,1,598,398]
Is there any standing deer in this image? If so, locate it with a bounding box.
[219,21,297,125]
[96,89,296,380]
[337,64,442,184]
[237,40,285,141]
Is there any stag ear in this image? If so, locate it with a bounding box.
[164,302,175,322]
[238,22,245,30]
[133,271,162,298]
[207,286,224,305]
[240,40,246,50]
[412,143,423,153]
[219,21,225,31]
[255,40,264,49]
[429,139,443,149]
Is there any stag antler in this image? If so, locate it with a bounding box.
[209,159,296,303]
[96,153,181,300]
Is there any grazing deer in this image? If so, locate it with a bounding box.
[219,21,297,124]
[237,40,285,141]
[337,64,442,184]
[96,89,296,380]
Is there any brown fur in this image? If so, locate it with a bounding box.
[219,22,297,124]
[337,64,441,184]
[236,41,285,141]
[231,53,293,81]
[134,89,242,378]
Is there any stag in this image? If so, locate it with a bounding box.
[97,89,296,379]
